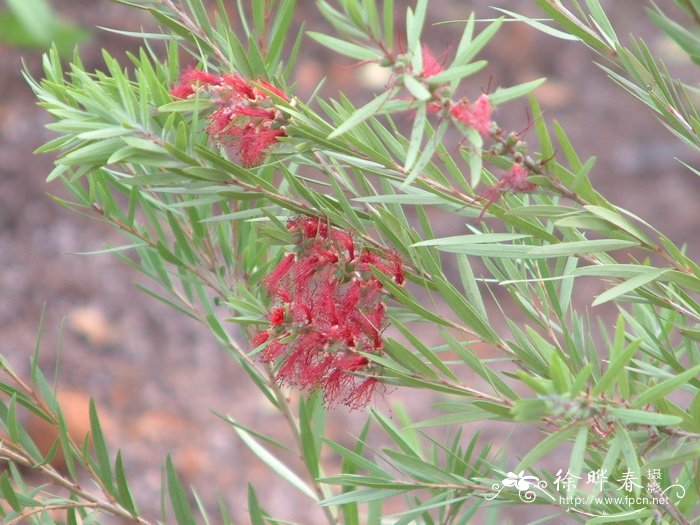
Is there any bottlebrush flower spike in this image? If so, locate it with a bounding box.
[171,69,287,167]
[450,94,493,136]
[170,67,221,98]
[421,46,444,78]
[478,163,537,220]
[252,216,402,409]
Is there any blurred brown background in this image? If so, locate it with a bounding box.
[0,0,698,523]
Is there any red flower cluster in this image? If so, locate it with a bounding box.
[171,68,287,167]
[449,94,493,137]
[421,46,445,79]
[252,217,404,409]
[478,163,536,220]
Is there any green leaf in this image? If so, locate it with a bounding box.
[405,104,426,171]
[512,398,551,421]
[321,487,405,506]
[307,32,380,60]
[323,440,392,479]
[57,138,125,166]
[592,268,668,306]
[115,451,139,516]
[489,78,546,105]
[383,449,464,484]
[529,239,639,257]
[530,95,555,161]
[515,426,578,471]
[0,472,20,511]
[647,8,700,61]
[591,340,641,396]
[328,89,394,139]
[5,0,56,45]
[549,353,570,394]
[413,233,531,247]
[409,404,497,428]
[247,484,266,525]
[402,74,431,101]
[643,441,700,470]
[392,319,458,381]
[608,408,683,426]
[452,17,503,66]
[371,409,421,457]
[89,399,115,495]
[569,263,657,279]
[615,425,642,497]
[384,339,439,379]
[427,61,487,85]
[354,194,448,205]
[372,271,454,327]
[299,397,321,480]
[632,364,700,409]
[166,455,197,525]
[585,0,618,46]
[491,8,578,41]
[158,99,215,112]
[567,427,588,498]
[533,0,609,52]
[680,327,700,341]
[584,205,653,244]
[233,425,318,501]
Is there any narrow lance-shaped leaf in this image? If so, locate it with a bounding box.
[328,88,395,139]
[166,454,197,525]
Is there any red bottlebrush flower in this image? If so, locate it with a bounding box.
[262,339,285,362]
[311,245,339,265]
[170,83,197,99]
[478,163,536,220]
[269,307,286,326]
[331,229,355,260]
[231,105,277,119]
[252,217,403,409]
[206,106,235,137]
[299,356,336,389]
[357,250,381,272]
[361,276,384,305]
[252,330,270,347]
[293,254,322,289]
[288,216,329,240]
[358,311,382,350]
[421,46,444,78]
[502,163,536,193]
[336,353,370,372]
[237,126,286,168]
[427,102,443,114]
[339,279,362,316]
[171,69,287,166]
[345,378,379,410]
[254,79,290,101]
[322,354,369,406]
[291,300,313,324]
[320,280,340,325]
[262,253,296,295]
[276,345,304,384]
[170,68,221,98]
[450,94,492,136]
[219,73,257,99]
[181,68,221,86]
[388,252,405,285]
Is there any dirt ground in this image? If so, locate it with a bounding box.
[0,1,698,524]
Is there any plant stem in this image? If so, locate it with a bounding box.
[264,368,339,525]
[0,442,150,524]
